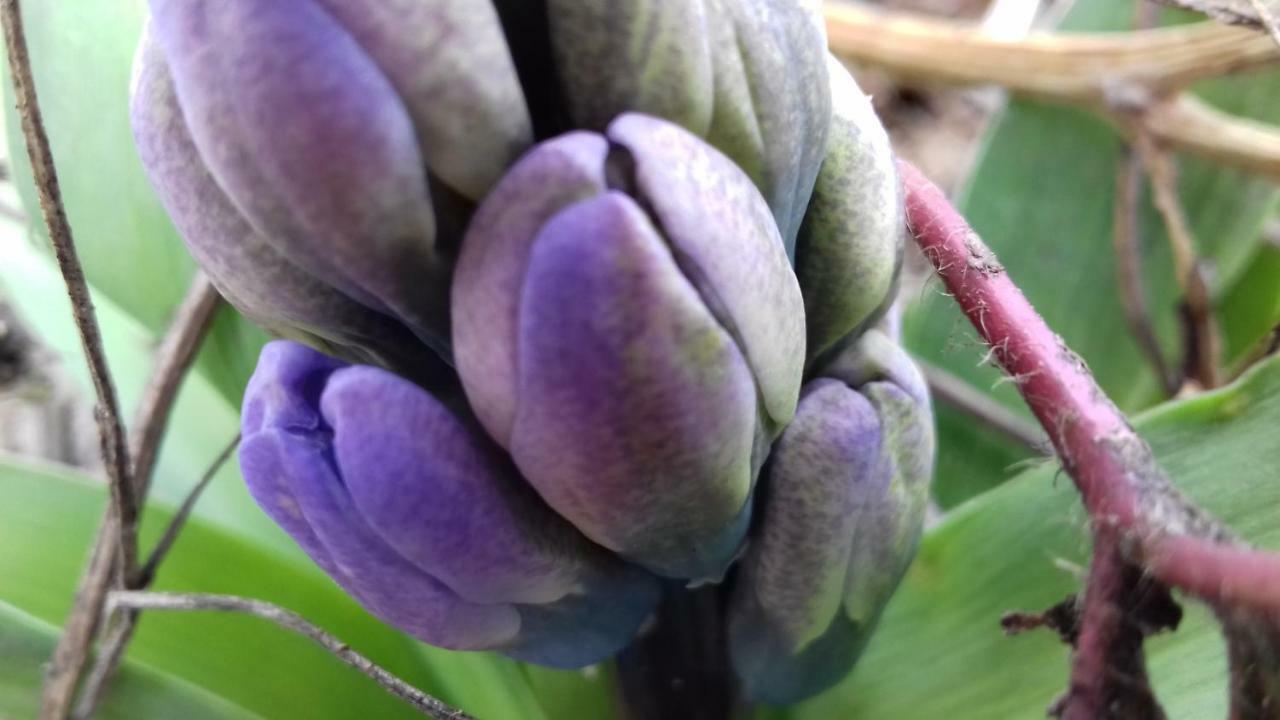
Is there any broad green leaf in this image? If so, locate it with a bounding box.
[0,0,267,404]
[772,355,1280,720]
[1220,239,1280,365]
[0,600,256,720]
[905,0,1280,506]
[0,454,552,719]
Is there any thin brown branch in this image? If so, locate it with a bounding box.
[823,3,1280,183]
[0,3,138,717]
[1132,134,1222,389]
[39,274,221,719]
[1112,146,1180,396]
[130,274,222,497]
[107,591,473,720]
[73,433,240,720]
[137,433,239,587]
[825,3,1277,98]
[914,357,1046,452]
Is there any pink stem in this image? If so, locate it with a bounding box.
[899,160,1280,614]
[1062,529,1129,720]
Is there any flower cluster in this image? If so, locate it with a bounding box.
[132,0,934,703]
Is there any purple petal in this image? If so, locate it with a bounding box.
[452,132,609,446]
[510,193,756,579]
[131,33,442,376]
[246,428,522,650]
[241,341,661,663]
[150,0,449,352]
[322,365,588,605]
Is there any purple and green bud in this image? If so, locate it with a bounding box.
[727,330,934,703]
[453,113,805,580]
[132,0,932,701]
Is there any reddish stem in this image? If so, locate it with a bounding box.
[899,159,1280,615]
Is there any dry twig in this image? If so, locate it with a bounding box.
[824,3,1280,181]
[1112,146,1180,395]
[73,434,240,720]
[40,274,221,719]
[107,592,473,720]
[915,358,1046,452]
[0,2,138,717]
[1131,134,1223,389]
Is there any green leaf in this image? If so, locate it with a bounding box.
[0,0,267,404]
[773,355,1280,720]
[0,600,257,720]
[0,453,553,719]
[904,0,1280,506]
[1220,239,1280,366]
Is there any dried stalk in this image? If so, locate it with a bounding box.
[41,275,221,718]
[130,275,222,498]
[136,433,240,587]
[0,2,139,717]
[1131,134,1222,388]
[914,358,1046,452]
[107,592,473,720]
[1112,146,1179,396]
[73,434,240,720]
[823,2,1280,182]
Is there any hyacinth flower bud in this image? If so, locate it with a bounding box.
[796,57,904,367]
[136,0,534,362]
[239,340,660,668]
[540,0,830,253]
[452,113,807,581]
[727,330,934,703]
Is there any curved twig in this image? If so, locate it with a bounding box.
[107,592,473,720]
[73,434,241,720]
[0,3,139,717]
[824,3,1280,182]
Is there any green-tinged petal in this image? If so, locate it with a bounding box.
[797,56,903,365]
[609,113,806,430]
[547,0,830,251]
[729,331,933,703]
[314,0,531,201]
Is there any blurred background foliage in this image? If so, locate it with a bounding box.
[0,0,1276,718]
